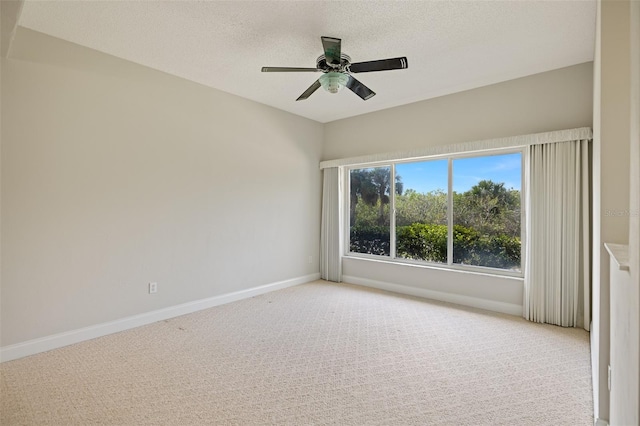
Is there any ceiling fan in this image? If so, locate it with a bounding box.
[261,36,408,101]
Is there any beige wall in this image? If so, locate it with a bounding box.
[1,28,323,346]
[610,0,640,423]
[631,0,640,421]
[592,0,633,422]
[323,62,593,161]
[606,0,640,420]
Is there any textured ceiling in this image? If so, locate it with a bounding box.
[18,0,596,123]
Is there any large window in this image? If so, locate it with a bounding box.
[348,151,522,273]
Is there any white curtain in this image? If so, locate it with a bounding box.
[320,167,343,282]
[524,139,591,329]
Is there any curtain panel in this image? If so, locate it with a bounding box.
[524,139,591,330]
[320,167,343,282]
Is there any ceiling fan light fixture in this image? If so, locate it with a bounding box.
[319,72,349,94]
[262,36,407,101]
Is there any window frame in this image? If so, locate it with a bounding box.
[344,147,526,278]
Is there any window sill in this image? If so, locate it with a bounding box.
[343,254,524,281]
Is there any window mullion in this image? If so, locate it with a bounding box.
[344,167,350,254]
[390,164,396,259]
[520,148,527,274]
[447,158,453,265]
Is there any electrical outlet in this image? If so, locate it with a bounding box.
[149,282,158,294]
[308,255,313,264]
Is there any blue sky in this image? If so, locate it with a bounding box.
[396,153,522,194]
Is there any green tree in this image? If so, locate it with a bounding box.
[396,189,447,227]
[350,168,403,226]
[454,180,520,236]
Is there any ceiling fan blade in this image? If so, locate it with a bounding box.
[321,36,342,66]
[346,75,376,100]
[262,67,320,72]
[296,79,322,101]
[349,57,408,73]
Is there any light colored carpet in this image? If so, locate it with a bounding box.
[1,280,593,425]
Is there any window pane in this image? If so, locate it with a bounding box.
[395,160,448,263]
[349,167,392,256]
[452,153,521,271]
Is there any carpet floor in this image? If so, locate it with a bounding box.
[1,280,593,425]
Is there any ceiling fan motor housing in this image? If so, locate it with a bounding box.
[316,54,352,72]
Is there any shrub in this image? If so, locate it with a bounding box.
[350,225,390,256]
[396,223,447,262]
[395,223,520,269]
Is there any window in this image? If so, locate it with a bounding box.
[452,154,521,270]
[347,151,523,274]
[396,159,448,263]
[349,166,393,256]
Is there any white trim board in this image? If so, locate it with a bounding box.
[0,273,320,363]
[320,127,592,169]
[342,275,523,316]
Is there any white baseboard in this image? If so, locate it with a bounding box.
[1,273,320,363]
[591,321,599,422]
[342,275,522,316]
